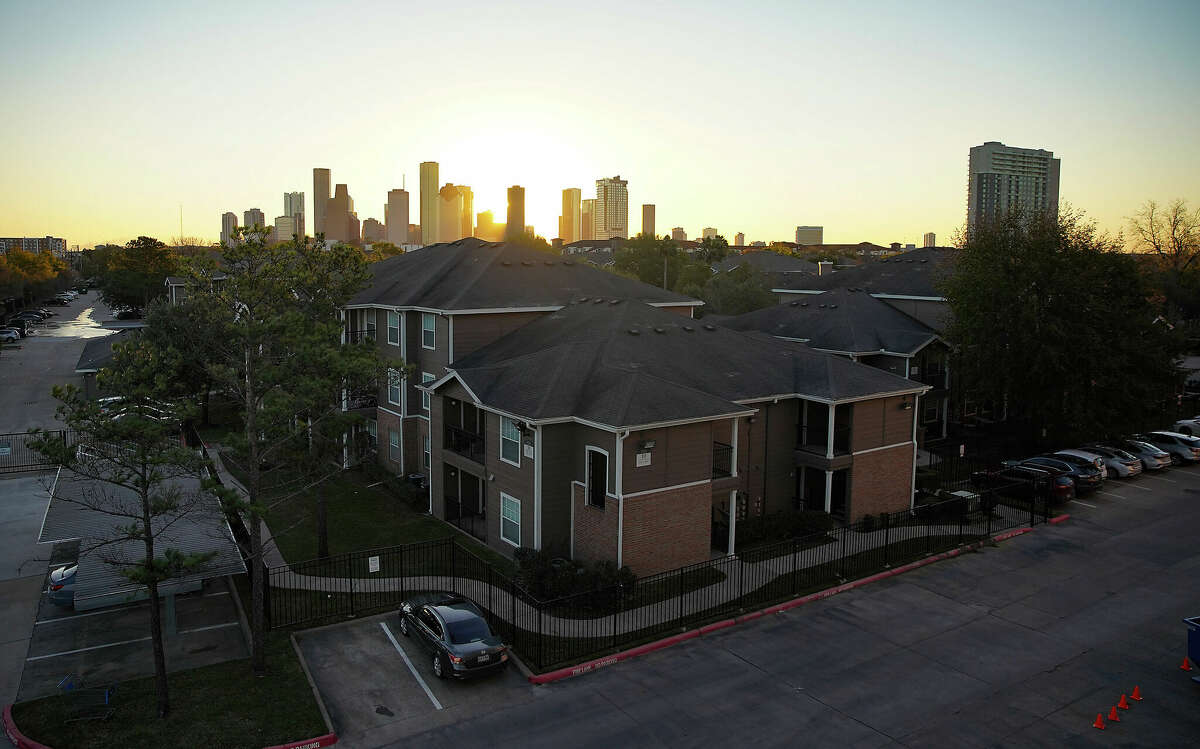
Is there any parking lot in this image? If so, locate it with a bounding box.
[295,610,535,748]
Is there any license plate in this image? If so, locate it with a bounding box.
[477,654,491,663]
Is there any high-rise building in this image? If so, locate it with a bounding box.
[702,227,718,240]
[273,214,301,243]
[362,218,386,243]
[560,188,582,243]
[475,211,504,242]
[505,186,525,240]
[243,208,266,230]
[734,232,745,246]
[420,162,439,245]
[923,232,936,248]
[0,236,67,256]
[795,226,823,245]
[284,192,304,220]
[313,169,330,237]
[324,183,358,243]
[457,185,474,239]
[385,189,410,244]
[594,176,628,239]
[641,204,655,238]
[581,199,596,240]
[671,227,687,241]
[967,141,1061,233]
[220,212,238,246]
[439,184,465,242]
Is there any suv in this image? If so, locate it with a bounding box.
[1020,456,1104,494]
[1171,418,1200,437]
[1136,431,1200,465]
[1081,444,1144,478]
[1100,439,1171,471]
[1054,449,1109,480]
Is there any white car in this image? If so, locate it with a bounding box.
[1080,444,1144,478]
[1054,449,1109,480]
[0,328,20,343]
[1137,431,1200,465]
[1171,417,1200,437]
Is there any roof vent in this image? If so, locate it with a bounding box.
[654,327,665,334]
[683,325,695,332]
[819,304,826,308]
[906,259,913,263]
[609,299,621,305]
[501,261,512,266]
[521,260,534,266]
[703,324,716,331]
[628,328,640,335]
[578,297,589,303]
[829,304,838,309]
[800,302,808,307]
[563,260,575,266]
[789,301,799,307]
[920,259,928,263]
[593,298,605,304]
[544,260,554,266]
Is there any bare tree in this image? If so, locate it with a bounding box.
[1128,199,1200,317]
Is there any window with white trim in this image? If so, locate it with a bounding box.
[423,434,431,468]
[367,419,377,448]
[387,368,402,406]
[500,493,521,546]
[386,310,399,346]
[366,311,377,339]
[500,417,521,466]
[421,372,434,410]
[586,447,608,508]
[389,429,400,462]
[421,313,436,349]
[922,399,940,424]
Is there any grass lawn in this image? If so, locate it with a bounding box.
[11,628,326,749]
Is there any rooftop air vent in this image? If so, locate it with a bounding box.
[800,302,808,307]
[920,259,928,263]
[789,301,799,307]
[829,304,838,309]
[609,299,621,305]
[544,260,554,266]
[819,304,826,308]
[703,324,716,331]
[563,260,575,265]
[683,325,695,332]
[521,260,534,266]
[628,328,640,335]
[593,298,605,304]
[654,327,665,334]
[501,261,512,266]
[578,297,589,303]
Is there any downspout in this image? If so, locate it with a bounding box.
[616,430,627,568]
[534,424,542,549]
[910,398,919,510]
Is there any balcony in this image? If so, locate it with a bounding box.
[346,389,377,411]
[712,442,733,478]
[346,329,375,344]
[796,423,851,457]
[912,366,948,390]
[445,424,486,464]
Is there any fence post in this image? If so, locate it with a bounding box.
[986,493,993,536]
[510,578,517,643]
[1028,495,1034,527]
[958,498,965,546]
[537,605,544,671]
[611,585,620,651]
[348,554,355,617]
[450,539,457,594]
[839,528,847,579]
[677,570,685,626]
[399,545,405,601]
[883,516,890,567]
[262,562,272,629]
[790,539,798,595]
[488,564,493,620]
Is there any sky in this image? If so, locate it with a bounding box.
[2,0,1198,249]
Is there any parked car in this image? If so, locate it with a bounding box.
[971,464,1074,502]
[46,564,76,607]
[1136,431,1200,465]
[1171,417,1200,437]
[3,320,29,337]
[1020,456,1104,494]
[44,297,69,306]
[398,593,509,679]
[1081,444,1144,478]
[0,328,20,343]
[1098,439,1172,471]
[1054,449,1110,479]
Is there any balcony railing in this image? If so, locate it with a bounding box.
[445,424,486,464]
[346,389,377,410]
[712,442,733,478]
[346,329,375,344]
[796,424,852,457]
[913,367,947,389]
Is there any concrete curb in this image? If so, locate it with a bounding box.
[289,633,337,740]
[528,521,1058,685]
[1049,514,1071,525]
[261,733,339,749]
[3,705,52,749]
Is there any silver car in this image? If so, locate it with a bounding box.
[1081,444,1143,478]
[1101,439,1171,471]
[47,564,76,607]
[1137,431,1200,466]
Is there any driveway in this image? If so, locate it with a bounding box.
[385,464,1200,748]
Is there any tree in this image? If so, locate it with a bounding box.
[697,265,776,315]
[179,227,388,675]
[1128,198,1200,320]
[0,248,70,301]
[615,234,689,288]
[32,338,216,719]
[142,299,223,425]
[941,208,1183,445]
[696,235,731,265]
[100,236,178,311]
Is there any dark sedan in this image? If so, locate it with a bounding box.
[398,594,508,679]
[1019,456,1104,494]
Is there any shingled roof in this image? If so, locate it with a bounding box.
[713,251,817,274]
[722,288,939,356]
[773,247,957,298]
[349,237,698,311]
[435,300,926,430]
[75,329,138,373]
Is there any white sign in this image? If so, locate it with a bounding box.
[524,444,534,459]
[0,442,10,457]
[368,556,380,573]
[636,452,651,467]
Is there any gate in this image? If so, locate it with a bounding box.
[0,430,77,474]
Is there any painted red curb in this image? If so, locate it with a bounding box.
[261,733,338,749]
[3,705,54,749]
[528,524,1053,685]
[1049,514,1071,525]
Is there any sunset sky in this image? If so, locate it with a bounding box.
[2,0,1198,249]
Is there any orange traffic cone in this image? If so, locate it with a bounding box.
[1093,713,1106,730]
[1182,657,1193,672]
[1130,685,1143,701]
[1117,694,1130,710]
[1107,706,1121,723]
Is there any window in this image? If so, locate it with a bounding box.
[387,368,402,406]
[423,434,431,468]
[421,372,434,410]
[389,429,400,462]
[586,447,608,508]
[922,400,940,424]
[422,313,436,349]
[500,493,521,546]
[386,310,399,346]
[500,417,521,466]
[367,419,377,448]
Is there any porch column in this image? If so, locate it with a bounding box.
[824,470,833,513]
[730,417,739,478]
[727,489,737,556]
[826,404,836,458]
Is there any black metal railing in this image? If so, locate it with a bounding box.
[796,423,852,456]
[346,329,375,344]
[914,366,947,389]
[445,424,485,464]
[0,430,81,474]
[346,390,377,410]
[712,442,732,478]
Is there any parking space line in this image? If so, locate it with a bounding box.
[1070,499,1098,508]
[380,621,443,711]
[1141,475,1178,484]
[178,622,240,634]
[204,590,230,597]
[35,605,146,625]
[26,636,151,661]
[1122,483,1153,491]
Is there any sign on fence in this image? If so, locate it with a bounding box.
[368,556,379,573]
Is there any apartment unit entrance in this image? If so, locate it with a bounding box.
[796,466,850,522]
[443,464,485,543]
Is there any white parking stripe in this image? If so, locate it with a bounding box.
[35,605,146,625]
[26,636,150,661]
[380,621,443,710]
[1123,483,1153,492]
[1070,499,1098,508]
[178,622,240,634]
[1141,475,1179,484]
[1093,490,1123,499]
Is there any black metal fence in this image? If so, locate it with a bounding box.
[0,430,80,474]
[265,488,1049,672]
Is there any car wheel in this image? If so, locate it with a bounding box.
[399,616,410,637]
[433,654,445,679]
[1171,454,1181,466]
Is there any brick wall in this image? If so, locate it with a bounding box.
[849,443,914,519]
[622,482,712,576]
[572,482,618,565]
[376,408,402,472]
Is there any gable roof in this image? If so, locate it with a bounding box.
[714,251,817,274]
[721,288,940,356]
[437,300,926,429]
[349,237,697,311]
[773,247,957,298]
[75,329,137,373]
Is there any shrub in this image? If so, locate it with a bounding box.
[513,548,636,600]
[859,513,876,532]
[737,510,837,547]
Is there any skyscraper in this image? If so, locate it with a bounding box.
[313,169,330,237]
[475,211,504,242]
[284,192,304,219]
[273,214,301,243]
[795,226,823,245]
[385,189,410,244]
[560,188,582,243]
[324,183,357,243]
[244,208,266,229]
[966,141,1061,233]
[362,218,386,243]
[641,204,655,238]
[420,162,439,245]
[220,212,238,246]
[923,232,936,248]
[581,199,596,240]
[671,227,687,241]
[702,227,718,240]
[594,176,628,239]
[734,232,745,246]
[457,185,474,239]
[505,186,525,240]
[439,184,465,242]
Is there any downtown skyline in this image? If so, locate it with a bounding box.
[2,1,1198,248]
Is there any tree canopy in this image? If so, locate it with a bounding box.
[98,236,179,311]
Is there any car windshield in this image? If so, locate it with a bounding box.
[447,617,492,644]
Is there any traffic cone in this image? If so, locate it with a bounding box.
[1130,685,1143,701]
[1093,713,1106,730]
[1182,657,1193,672]
[1108,706,1121,723]
[1117,694,1130,710]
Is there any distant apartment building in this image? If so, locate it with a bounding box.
[324,184,358,244]
[220,212,238,246]
[243,208,266,230]
[795,226,823,245]
[594,176,628,239]
[313,169,330,237]
[420,161,439,245]
[581,199,596,240]
[734,232,745,246]
[641,204,655,238]
[505,186,525,240]
[923,232,936,248]
[457,186,474,240]
[273,215,302,243]
[0,236,67,256]
[386,189,410,244]
[966,141,1060,234]
[671,227,687,241]
[439,184,465,242]
[284,191,304,220]
[560,188,582,243]
[362,218,387,243]
[702,227,718,240]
